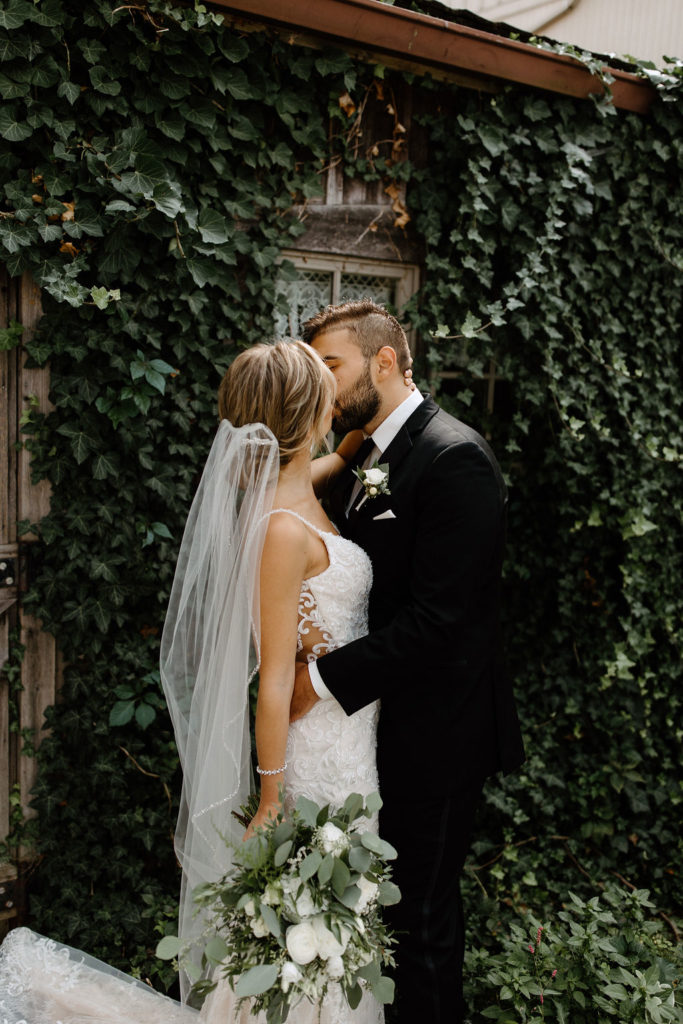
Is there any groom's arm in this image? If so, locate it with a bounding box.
[307,440,505,716]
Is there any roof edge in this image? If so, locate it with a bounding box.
[207,0,656,114]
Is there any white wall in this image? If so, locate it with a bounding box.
[435,0,683,65]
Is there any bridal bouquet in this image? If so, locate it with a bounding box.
[159,791,399,1023]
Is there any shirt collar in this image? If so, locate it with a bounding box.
[370,388,424,454]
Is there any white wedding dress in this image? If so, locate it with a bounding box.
[0,512,382,1024]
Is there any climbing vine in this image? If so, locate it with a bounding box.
[0,0,681,1011]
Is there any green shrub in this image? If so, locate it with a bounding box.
[468,886,681,1023]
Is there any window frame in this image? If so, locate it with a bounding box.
[277,249,420,349]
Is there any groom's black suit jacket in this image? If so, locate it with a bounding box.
[321,395,524,802]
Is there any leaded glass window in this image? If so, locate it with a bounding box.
[274,255,418,341]
[273,271,333,340]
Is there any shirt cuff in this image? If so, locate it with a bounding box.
[308,660,333,700]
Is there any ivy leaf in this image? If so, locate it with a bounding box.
[92,453,118,479]
[3,251,28,277]
[224,67,252,101]
[0,1,30,29]
[186,258,222,288]
[460,311,484,338]
[218,36,249,63]
[38,223,63,243]
[89,65,122,95]
[0,108,33,142]
[72,433,94,463]
[314,52,350,76]
[135,703,156,729]
[197,209,229,244]
[78,38,107,65]
[109,700,134,727]
[0,73,29,99]
[150,522,173,540]
[0,320,24,352]
[152,182,184,219]
[477,124,507,158]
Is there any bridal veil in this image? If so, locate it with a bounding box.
[160,418,279,998]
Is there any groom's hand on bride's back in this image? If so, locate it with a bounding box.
[290,662,320,722]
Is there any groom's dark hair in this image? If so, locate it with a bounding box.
[302,299,411,373]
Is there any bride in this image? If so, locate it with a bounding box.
[0,340,384,1024]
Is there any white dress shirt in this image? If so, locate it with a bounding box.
[310,388,424,700]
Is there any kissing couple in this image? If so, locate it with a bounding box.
[0,299,524,1024]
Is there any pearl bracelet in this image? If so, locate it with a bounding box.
[256,762,287,776]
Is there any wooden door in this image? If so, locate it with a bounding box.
[0,267,60,934]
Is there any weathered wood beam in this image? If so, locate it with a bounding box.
[208,0,656,114]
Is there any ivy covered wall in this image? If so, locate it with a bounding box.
[0,0,681,1015]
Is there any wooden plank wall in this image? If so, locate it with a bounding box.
[0,267,58,932]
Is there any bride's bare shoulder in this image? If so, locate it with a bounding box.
[261,511,309,576]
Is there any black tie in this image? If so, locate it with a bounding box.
[349,437,376,472]
[342,437,375,515]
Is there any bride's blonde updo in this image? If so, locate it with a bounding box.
[217,340,335,466]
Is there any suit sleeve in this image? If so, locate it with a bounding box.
[316,441,505,715]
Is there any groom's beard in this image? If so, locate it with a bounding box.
[332,364,381,434]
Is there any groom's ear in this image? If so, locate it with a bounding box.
[375,345,398,380]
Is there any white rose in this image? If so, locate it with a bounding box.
[295,887,316,918]
[311,915,349,959]
[356,875,379,914]
[280,960,303,993]
[286,922,319,965]
[364,468,386,486]
[317,822,349,856]
[251,916,269,938]
[243,898,256,918]
[326,955,345,980]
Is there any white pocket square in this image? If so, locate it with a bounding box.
[373,509,396,521]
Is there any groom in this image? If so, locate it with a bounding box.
[291,300,524,1023]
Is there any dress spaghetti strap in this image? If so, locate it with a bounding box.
[267,508,337,538]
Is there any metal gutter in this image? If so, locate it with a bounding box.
[208,0,656,114]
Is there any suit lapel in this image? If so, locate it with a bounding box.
[348,396,439,524]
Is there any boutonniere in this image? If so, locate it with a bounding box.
[353,462,391,512]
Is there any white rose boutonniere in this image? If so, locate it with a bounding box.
[353,461,390,511]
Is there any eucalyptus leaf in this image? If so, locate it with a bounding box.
[204,935,229,964]
[360,833,398,860]
[317,853,334,886]
[370,976,395,1005]
[155,935,181,960]
[274,840,293,867]
[299,850,323,882]
[234,964,279,998]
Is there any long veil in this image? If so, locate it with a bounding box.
[160,418,279,999]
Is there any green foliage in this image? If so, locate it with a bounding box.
[0,319,24,350]
[468,886,681,1022]
[0,0,358,984]
[0,0,681,1006]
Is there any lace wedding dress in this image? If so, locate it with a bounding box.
[0,512,382,1024]
[203,510,381,1024]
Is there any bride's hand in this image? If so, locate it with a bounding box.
[244,800,281,841]
[335,429,365,464]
